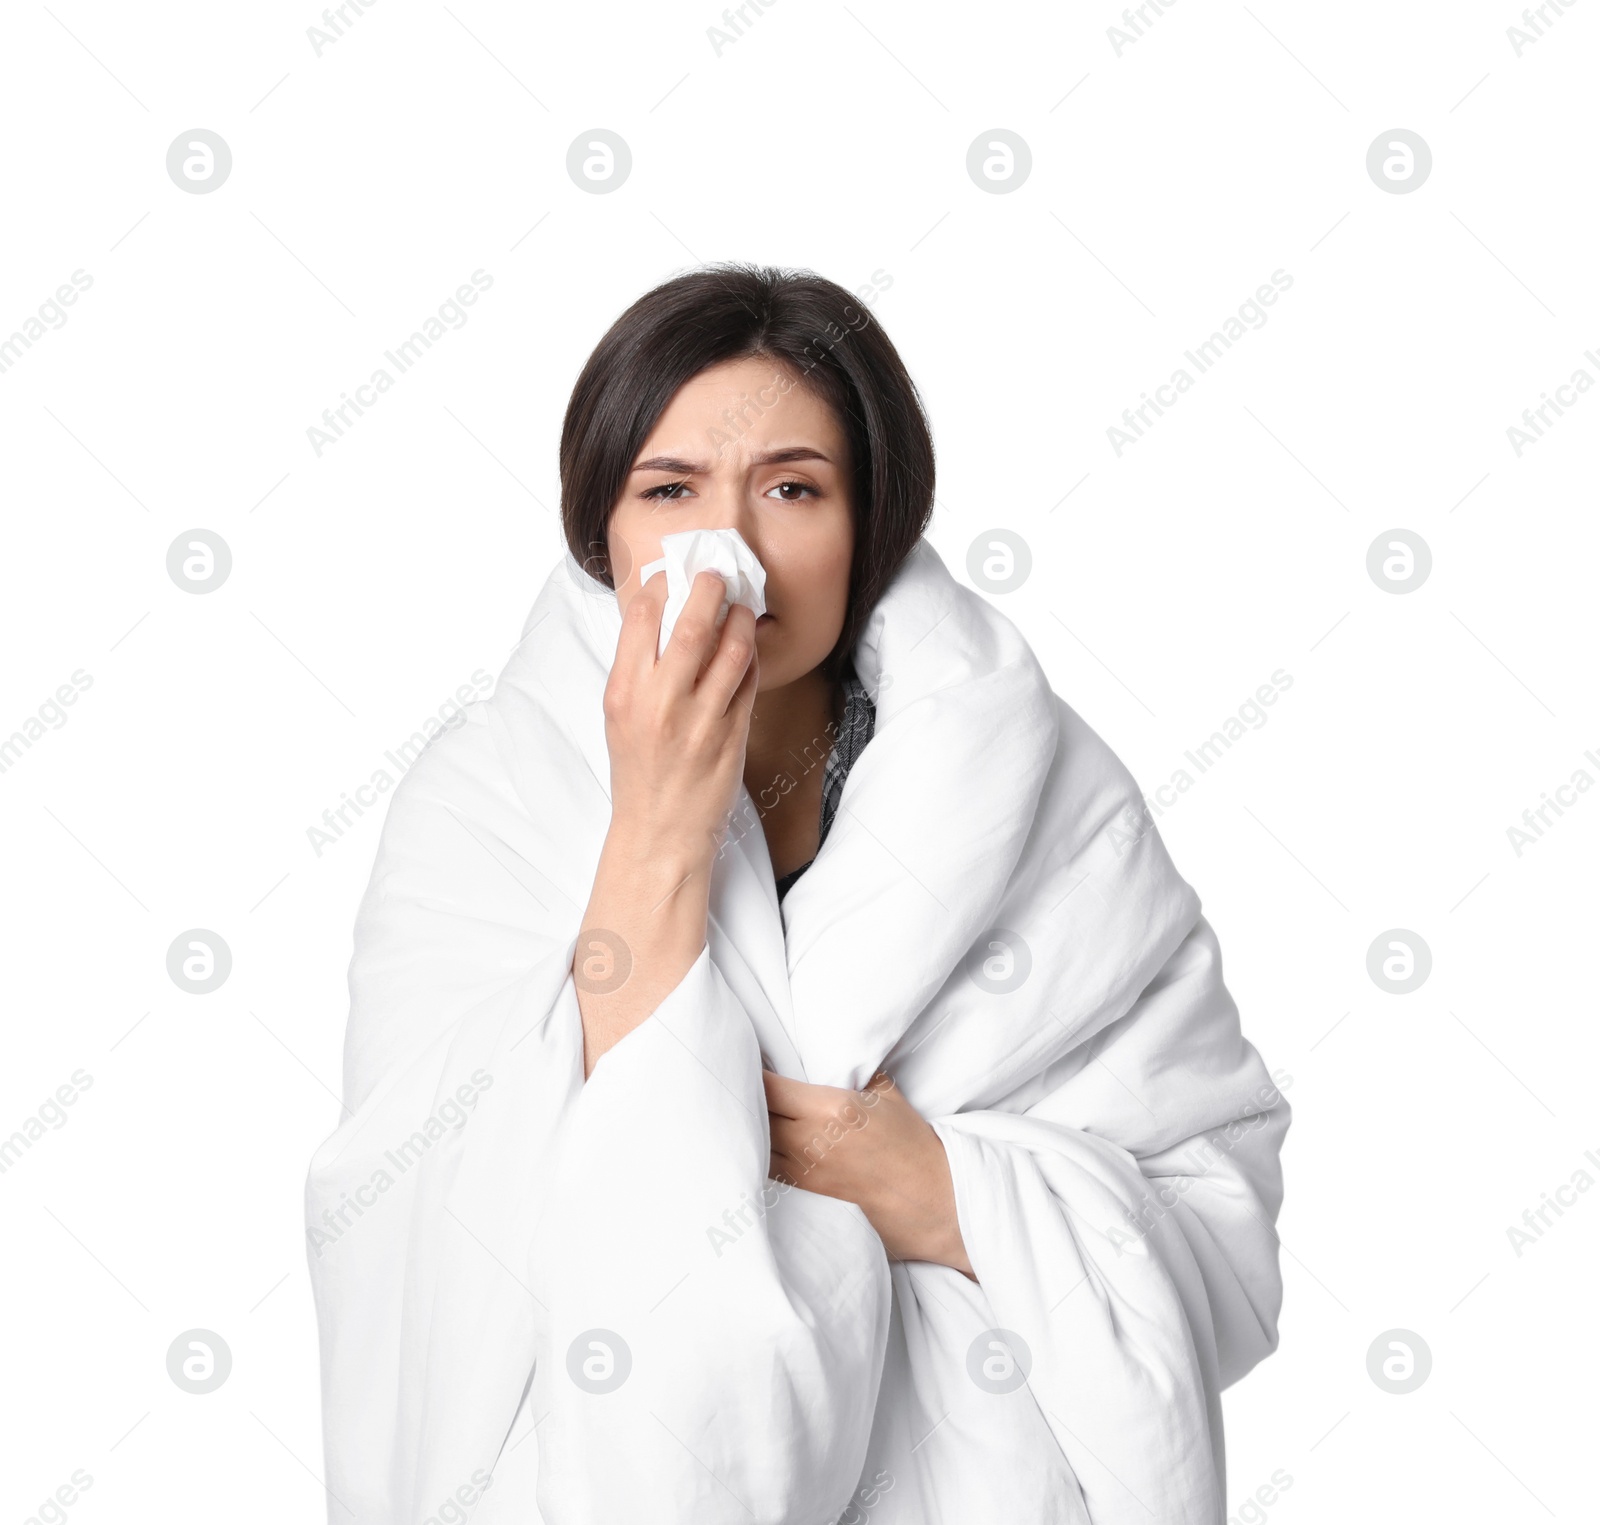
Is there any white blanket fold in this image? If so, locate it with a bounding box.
[305,538,1289,1525]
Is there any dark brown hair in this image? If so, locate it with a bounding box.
[559,262,935,681]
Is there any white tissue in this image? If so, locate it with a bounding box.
[639,528,768,658]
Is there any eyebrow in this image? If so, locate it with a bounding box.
[631,446,833,475]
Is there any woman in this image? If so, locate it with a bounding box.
[305,264,1290,1525]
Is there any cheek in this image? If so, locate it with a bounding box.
[774,517,852,612]
[604,513,645,592]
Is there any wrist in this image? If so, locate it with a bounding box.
[603,815,716,886]
[901,1131,974,1278]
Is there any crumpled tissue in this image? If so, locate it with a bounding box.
[639,528,768,658]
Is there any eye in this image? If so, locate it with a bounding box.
[642,480,693,501]
[767,479,819,502]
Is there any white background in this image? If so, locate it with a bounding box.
[2,0,1596,1520]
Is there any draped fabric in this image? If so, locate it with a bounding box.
[304,537,1289,1525]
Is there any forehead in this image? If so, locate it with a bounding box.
[641,357,844,449]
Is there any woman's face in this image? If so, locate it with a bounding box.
[606,355,855,692]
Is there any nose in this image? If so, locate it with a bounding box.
[690,460,763,560]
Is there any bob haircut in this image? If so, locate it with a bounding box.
[559,262,935,682]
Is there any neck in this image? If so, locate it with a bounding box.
[742,665,843,805]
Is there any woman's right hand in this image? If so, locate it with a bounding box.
[574,568,758,1078]
[602,567,760,871]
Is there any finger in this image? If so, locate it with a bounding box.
[613,566,671,689]
[769,1142,810,1179]
[699,601,758,719]
[762,1070,807,1119]
[656,569,730,692]
[768,1155,798,1187]
[768,1119,816,1168]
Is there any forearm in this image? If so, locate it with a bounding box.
[574,821,712,1077]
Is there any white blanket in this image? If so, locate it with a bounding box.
[304,537,1290,1525]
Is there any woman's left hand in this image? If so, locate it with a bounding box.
[764,1069,975,1280]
